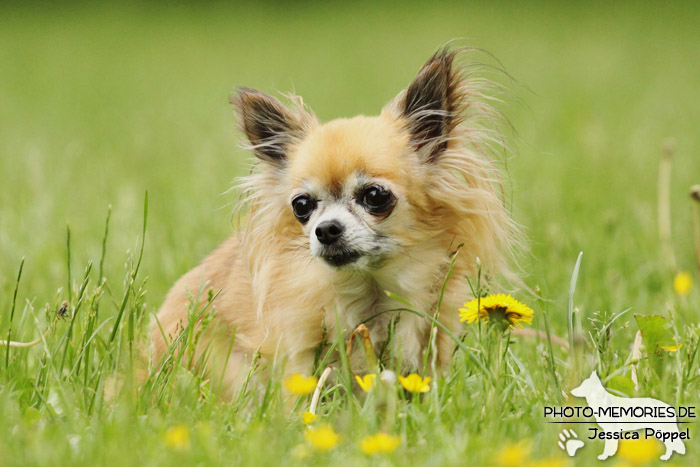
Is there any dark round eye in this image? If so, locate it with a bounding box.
[291,195,316,223]
[360,185,395,214]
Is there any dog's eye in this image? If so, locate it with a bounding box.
[359,185,395,215]
[291,195,317,223]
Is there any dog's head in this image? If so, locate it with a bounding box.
[570,370,602,398]
[233,49,517,275]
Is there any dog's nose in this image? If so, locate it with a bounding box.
[315,220,344,245]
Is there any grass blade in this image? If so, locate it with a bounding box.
[4,257,25,368]
[567,252,583,353]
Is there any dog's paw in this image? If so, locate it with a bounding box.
[557,429,584,457]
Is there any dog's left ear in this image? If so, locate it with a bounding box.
[231,87,314,167]
[399,49,464,162]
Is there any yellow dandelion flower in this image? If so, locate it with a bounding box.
[398,374,431,393]
[660,337,683,352]
[164,424,190,450]
[460,294,534,329]
[617,438,662,464]
[360,432,401,455]
[355,374,377,392]
[660,344,682,352]
[304,424,339,451]
[302,411,317,425]
[674,271,692,296]
[283,373,317,395]
[496,440,531,466]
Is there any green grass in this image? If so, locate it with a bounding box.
[1,1,700,465]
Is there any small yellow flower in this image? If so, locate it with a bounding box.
[283,373,318,395]
[398,374,431,393]
[660,338,683,352]
[360,432,401,455]
[460,294,534,329]
[304,424,339,451]
[496,441,531,466]
[302,411,317,425]
[164,424,190,450]
[674,271,692,296]
[355,374,377,392]
[617,438,662,464]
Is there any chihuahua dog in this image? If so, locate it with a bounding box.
[151,48,519,396]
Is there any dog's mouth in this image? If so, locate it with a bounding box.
[320,250,361,267]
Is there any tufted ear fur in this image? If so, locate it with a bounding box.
[400,49,466,162]
[230,87,314,166]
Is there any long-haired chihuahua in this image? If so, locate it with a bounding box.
[151,47,520,396]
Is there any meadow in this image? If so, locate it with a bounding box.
[1,1,699,465]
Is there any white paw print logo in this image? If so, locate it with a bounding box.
[557,429,584,457]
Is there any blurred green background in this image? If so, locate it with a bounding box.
[1,2,700,466]
[1,0,699,328]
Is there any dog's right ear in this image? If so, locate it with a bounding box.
[230,87,313,166]
[395,48,465,163]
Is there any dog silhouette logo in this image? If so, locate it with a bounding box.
[570,370,686,461]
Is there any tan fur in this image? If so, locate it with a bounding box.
[151,48,521,397]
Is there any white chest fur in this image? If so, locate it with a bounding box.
[323,245,450,372]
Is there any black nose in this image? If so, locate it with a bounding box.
[315,220,344,245]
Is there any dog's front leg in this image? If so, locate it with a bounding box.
[598,437,618,460]
[393,312,430,373]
